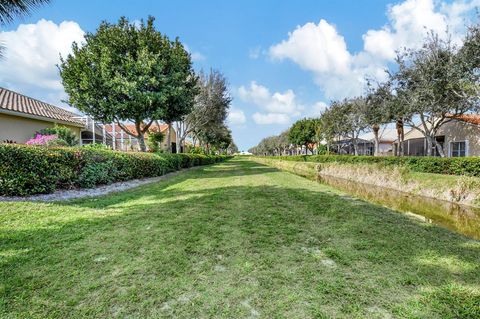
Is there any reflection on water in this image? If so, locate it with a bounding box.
[317,174,480,240]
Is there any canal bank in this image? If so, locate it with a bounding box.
[251,157,480,240]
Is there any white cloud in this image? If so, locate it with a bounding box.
[362,0,457,61]
[249,47,261,59]
[0,19,85,95]
[184,44,206,61]
[252,112,290,125]
[239,81,326,125]
[227,107,246,125]
[309,101,328,117]
[239,81,304,125]
[269,0,480,99]
[238,81,301,115]
[270,19,351,75]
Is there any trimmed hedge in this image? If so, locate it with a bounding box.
[0,144,230,196]
[258,155,480,177]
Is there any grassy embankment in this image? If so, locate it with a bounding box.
[252,157,480,207]
[1,158,479,318]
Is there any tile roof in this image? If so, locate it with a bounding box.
[448,114,480,125]
[0,87,84,126]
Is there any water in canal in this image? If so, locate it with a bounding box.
[317,174,480,240]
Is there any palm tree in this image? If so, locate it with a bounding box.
[0,0,50,24]
[0,0,50,56]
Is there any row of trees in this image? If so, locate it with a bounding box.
[248,118,322,156]
[251,26,480,157]
[60,16,235,153]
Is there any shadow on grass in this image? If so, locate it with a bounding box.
[0,158,479,318]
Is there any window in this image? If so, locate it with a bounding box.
[451,141,466,157]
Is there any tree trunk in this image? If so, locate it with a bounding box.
[435,141,445,157]
[426,135,433,156]
[396,119,404,156]
[166,122,172,153]
[176,132,181,153]
[352,139,359,156]
[372,124,380,156]
[137,134,147,152]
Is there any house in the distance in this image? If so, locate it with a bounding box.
[333,128,397,156]
[104,123,177,152]
[393,115,480,157]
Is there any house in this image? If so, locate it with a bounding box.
[0,87,111,145]
[0,87,85,144]
[333,128,397,156]
[393,115,480,157]
[104,123,177,152]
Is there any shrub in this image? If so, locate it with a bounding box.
[78,161,117,188]
[82,143,111,150]
[0,144,230,196]
[258,155,480,177]
[37,125,79,146]
[26,134,59,146]
[146,131,165,152]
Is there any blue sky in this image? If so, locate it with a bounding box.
[0,0,478,150]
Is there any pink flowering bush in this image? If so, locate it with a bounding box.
[26,134,58,145]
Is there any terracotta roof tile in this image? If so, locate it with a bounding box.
[448,114,480,125]
[0,87,84,126]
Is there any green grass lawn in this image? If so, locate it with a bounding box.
[1,158,479,318]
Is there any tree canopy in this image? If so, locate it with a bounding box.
[59,16,196,151]
[288,118,319,152]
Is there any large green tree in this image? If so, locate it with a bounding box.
[288,118,319,154]
[159,41,198,153]
[59,16,196,152]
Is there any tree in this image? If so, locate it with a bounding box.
[177,70,232,151]
[0,0,49,24]
[288,118,319,154]
[321,98,368,155]
[365,82,391,156]
[159,40,198,153]
[146,130,164,152]
[60,16,195,152]
[227,142,239,155]
[277,130,290,155]
[392,33,480,157]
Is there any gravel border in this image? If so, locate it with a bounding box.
[0,166,201,202]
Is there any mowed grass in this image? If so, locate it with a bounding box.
[0,158,479,318]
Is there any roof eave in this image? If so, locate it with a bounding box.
[0,108,85,128]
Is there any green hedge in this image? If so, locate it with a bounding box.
[259,155,480,177]
[0,144,230,196]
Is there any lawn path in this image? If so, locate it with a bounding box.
[0,158,479,318]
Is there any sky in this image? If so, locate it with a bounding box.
[0,0,479,151]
